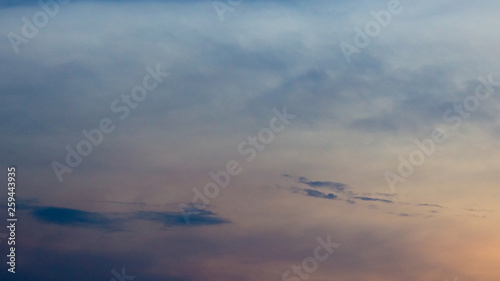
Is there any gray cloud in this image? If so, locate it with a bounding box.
[298,176,347,192]
[303,188,338,200]
[2,0,500,280]
[29,205,230,230]
[418,203,444,208]
[354,197,393,204]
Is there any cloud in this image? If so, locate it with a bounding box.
[284,176,401,206]
[303,189,338,200]
[2,1,500,280]
[298,176,347,192]
[385,212,430,218]
[30,205,229,230]
[418,203,444,208]
[133,210,230,227]
[285,175,348,193]
[464,208,494,212]
[32,206,118,230]
[283,175,345,201]
[354,197,394,204]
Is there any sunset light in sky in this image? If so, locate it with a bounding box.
[1,0,500,280]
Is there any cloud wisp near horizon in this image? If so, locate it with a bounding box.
[1,0,500,280]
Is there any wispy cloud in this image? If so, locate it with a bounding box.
[32,206,117,229]
[302,188,338,200]
[354,196,394,204]
[29,205,230,230]
[298,176,347,192]
[418,203,444,208]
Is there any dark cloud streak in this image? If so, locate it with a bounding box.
[30,205,230,230]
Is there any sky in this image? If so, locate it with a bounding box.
[1,0,500,280]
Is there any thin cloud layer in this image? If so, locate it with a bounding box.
[29,205,230,230]
[1,0,500,280]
